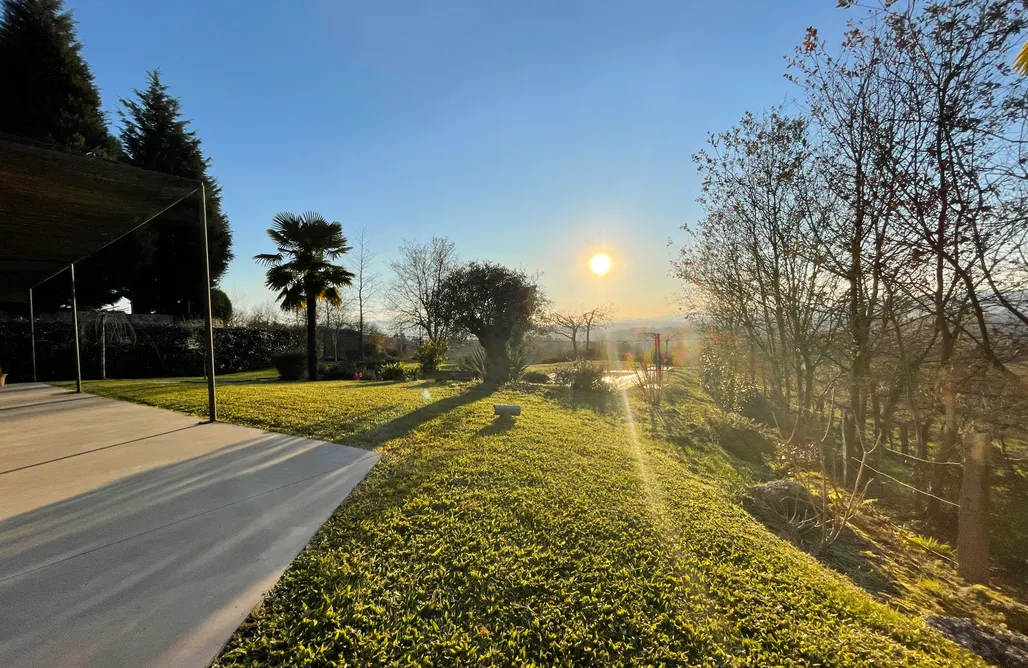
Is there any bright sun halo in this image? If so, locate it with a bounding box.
[589,253,612,275]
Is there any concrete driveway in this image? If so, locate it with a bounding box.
[0,383,379,668]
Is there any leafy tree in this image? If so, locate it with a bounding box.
[256,212,355,380]
[210,288,232,323]
[118,70,233,315]
[0,0,118,155]
[440,262,543,383]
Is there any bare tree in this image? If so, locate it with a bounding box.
[355,227,380,360]
[322,295,353,360]
[545,309,584,358]
[389,237,457,341]
[583,305,616,356]
[675,0,1028,581]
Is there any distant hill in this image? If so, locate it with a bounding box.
[602,315,699,343]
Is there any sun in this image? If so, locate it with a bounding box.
[589,252,612,275]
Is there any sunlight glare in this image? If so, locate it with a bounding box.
[589,253,612,275]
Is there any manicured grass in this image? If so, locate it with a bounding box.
[71,374,981,666]
[68,371,468,446]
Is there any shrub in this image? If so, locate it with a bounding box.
[705,409,775,463]
[740,392,777,426]
[320,362,356,380]
[507,340,532,381]
[554,361,613,393]
[415,339,448,373]
[699,334,757,412]
[380,361,406,381]
[403,366,421,381]
[522,370,551,384]
[273,351,307,381]
[459,346,487,379]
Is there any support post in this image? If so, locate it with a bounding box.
[958,432,991,584]
[70,264,82,393]
[199,183,217,422]
[29,288,37,382]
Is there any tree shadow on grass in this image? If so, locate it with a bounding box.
[338,382,499,449]
[542,386,618,416]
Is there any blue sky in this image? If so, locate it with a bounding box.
[70,0,848,320]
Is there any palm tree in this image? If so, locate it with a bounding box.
[1017,41,1028,74]
[255,212,355,380]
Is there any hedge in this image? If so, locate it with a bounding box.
[0,319,304,383]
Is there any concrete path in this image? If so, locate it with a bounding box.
[0,383,380,668]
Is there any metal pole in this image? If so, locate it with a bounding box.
[199,183,217,422]
[70,264,82,393]
[29,288,37,382]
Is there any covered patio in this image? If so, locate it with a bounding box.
[0,135,216,418]
[0,138,380,666]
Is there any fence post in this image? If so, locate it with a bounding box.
[958,431,991,584]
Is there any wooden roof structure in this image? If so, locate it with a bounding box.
[0,136,200,302]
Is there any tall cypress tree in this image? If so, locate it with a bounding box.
[0,0,118,154]
[119,70,234,316]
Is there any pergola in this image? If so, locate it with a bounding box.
[0,135,218,421]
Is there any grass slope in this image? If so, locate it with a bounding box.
[70,373,981,666]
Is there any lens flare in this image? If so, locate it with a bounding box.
[589,253,612,275]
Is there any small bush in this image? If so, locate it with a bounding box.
[380,361,406,381]
[460,346,487,379]
[415,339,448,373]
[403,366,421,381]
[740,392,777,426]
[554,361,613,393]
[507,340,533,381]
[523,370,551,384]
[273,351,307,381]
[318,362,353,380]
[705,409,775,463]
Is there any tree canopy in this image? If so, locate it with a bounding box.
[118,70,234,315]
[0,0,118,155]
[441,261,542,382]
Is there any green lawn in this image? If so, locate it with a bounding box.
[68,372,981,666]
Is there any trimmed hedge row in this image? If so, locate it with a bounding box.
[0,319,304,383]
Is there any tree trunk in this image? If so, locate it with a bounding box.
[100,315,107,381]
[914,418,932,497]
[481,336,511,383]
[958,432,991,584]
[928,366,960,524]
[842,408,854,486]
[306,295,318,381]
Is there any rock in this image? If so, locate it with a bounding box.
[749,480,812,506]
[746,480,816,523]
[926,615,1028,668]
